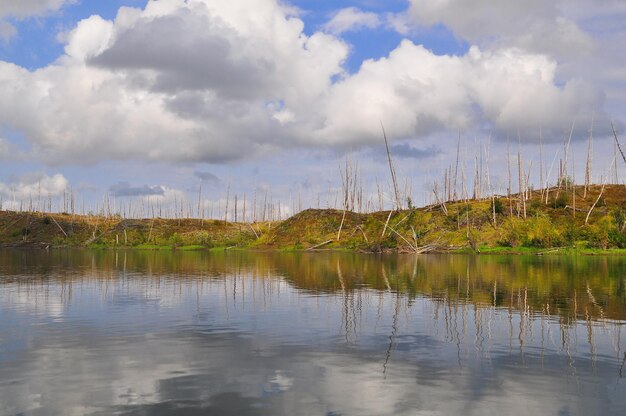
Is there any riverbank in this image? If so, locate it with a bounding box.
[2,185,625,254]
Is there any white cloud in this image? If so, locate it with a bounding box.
[403,0,626,127]
[0,173,68,201]
[406,0,575,46]
[323,7,381,35]
[109,182,165,197]
[0,0,612,168]
[0,0,74,19]
[142,186,185,206]
[65,14,114,61]
[0,0,75,41]
[403,0,620,81]
[0,0,349,164]
[384,12,413,36]
[316,42,601,145]
[0,20,16,41]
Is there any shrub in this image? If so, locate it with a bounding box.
[587,216,612,249]
[491,198,504,215]
[169,233,184,246]
[498,216,564,248]
[321,217,339,233]
[608,208,626,247]
[406,196,415,210]
[499,218,526,247]
[525,216,563,248]
[554,193,568,209]
[608,229,626,248]
[467,228,481,251]
[195,231,211,246]
[612,208,626,230]
[527,199,542,216]
[562,223,580,246]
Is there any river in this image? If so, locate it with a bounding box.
[1,250,625,415]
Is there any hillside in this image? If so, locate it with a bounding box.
[1,185,625,253]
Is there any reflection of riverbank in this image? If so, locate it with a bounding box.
[1,249,625,415]
[1,250,625,377]
[1,249,624,321]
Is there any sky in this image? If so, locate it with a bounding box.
[0,0,625,217]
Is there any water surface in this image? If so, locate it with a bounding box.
[1,250,625,415]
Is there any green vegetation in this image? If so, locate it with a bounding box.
[2,249,624,322]
[1,184,626,254]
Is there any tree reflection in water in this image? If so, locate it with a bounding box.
[0,249,625,415]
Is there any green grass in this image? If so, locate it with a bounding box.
[2,185,626,254]
[455,246,626,256]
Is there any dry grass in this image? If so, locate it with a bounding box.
[1,184,625,252]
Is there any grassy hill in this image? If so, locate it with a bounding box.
[1,184,626,254]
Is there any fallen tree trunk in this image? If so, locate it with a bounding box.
[306,240,333,251]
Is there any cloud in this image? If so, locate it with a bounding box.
[89,11,272,98]
[323,7,381,35]
[0,258,620,416]
[0,0,348,165]
[0,0,75,41]
[402,0,626,58]
[402,0,626,132]
[390,144,441,159]
[403,1,626,82]
[0,21,16,41]
[0,0,74,19]
[384,12,413,36]
[0,0,613,169]
[109,182,165,197]
[0,173,68,200]
[143,186,185,205]
[194,171,220,183]
[0,137,13,160]
[316,41,602,144]
[405,0,586,50]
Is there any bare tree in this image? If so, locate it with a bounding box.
[381,122,401,210]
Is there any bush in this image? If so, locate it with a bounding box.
[554,193,568,209]
[169,232,184,246]
[491,198,504,215]
[562,223,581,246]
[321,217,339,233]
[195,231,211,246]
[406,196,415,210]
[612,208,626,230]
[609,209,626,247]
[586,216,612,249]
[381,233,398,248]
[559,176,574,188]
[467,228,481,251]
[499,218,527,247]
[499,216,563,248]
[525,216,563,248]
[527,199,542,216]
[608,229,626,248]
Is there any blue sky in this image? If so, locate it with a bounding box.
[0,1,141,69]
[1,0,467,72]
[0,0,624,215]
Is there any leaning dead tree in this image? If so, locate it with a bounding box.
[381,122,401,211]
[584,115,593,198]
[611,121,626,167]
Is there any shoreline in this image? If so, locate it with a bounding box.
[2,185,626,256]
[2,242,626,256]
